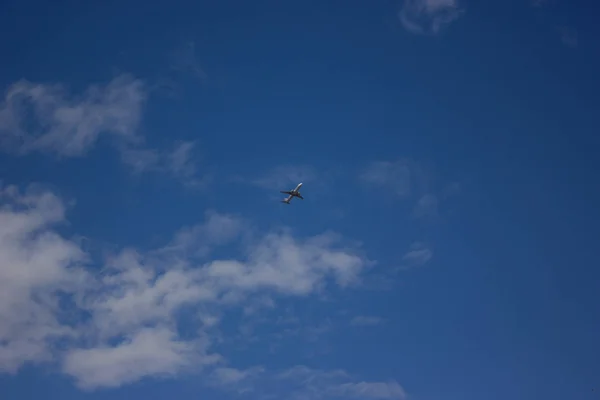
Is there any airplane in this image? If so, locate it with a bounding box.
[280,182,304,204]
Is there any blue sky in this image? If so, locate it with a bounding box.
[1,0,599,399]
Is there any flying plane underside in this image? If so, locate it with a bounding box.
[280,182,304,204]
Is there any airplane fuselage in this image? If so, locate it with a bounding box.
[280,183,304,204]
[290,183,302,195]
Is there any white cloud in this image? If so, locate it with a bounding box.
[204,364,406,399]
[399,0,464,35]
[0,74,145,157]
[275,365,406,399]
[359,160,411,197]
[158,209,245,258]
[332,381,407,399]
[204,230,366,295]
[0,75,205,184]
[0,184,374,390]
[207,365,266,394]
[0,184,90,373]
[350,316,385,326]
[211,366,265,385]
[401,242,433,267]
[62,327,219,390]
[118,147,161,174]
[242,295,275,316]
[167,141,196,177]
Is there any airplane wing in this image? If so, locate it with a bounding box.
[280,191,292,195]
[297,194,304,200]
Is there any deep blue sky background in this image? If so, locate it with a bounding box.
[1,1,599,400]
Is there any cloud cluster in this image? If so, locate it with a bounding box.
[0,184,88,373]
[0,74,145,157]
[0,184,375,391]
[0,75,201,183]
[274,366,406,399]
[211,365,406,399]
[399,0,464,35]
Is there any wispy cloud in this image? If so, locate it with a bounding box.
[529,0,581,48]
[120,140,209,187]
[170,41,207,81]
[211,366,265,385]
[167,141,197,178]
[0,75,205,184]
[118,147,161,174]
[204,365,406,399]
[331,381,407,399]
[399,0,464,35]
[150,41,209,100]
[361,160,460,220]
[0,183,374,389]
[0,74,145,157]
[207,366,265,394]
[62,327,218,390]
[401,242,433,268]
[274,366,407,399]
[350,316,385,326]
[157,209,245,258]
